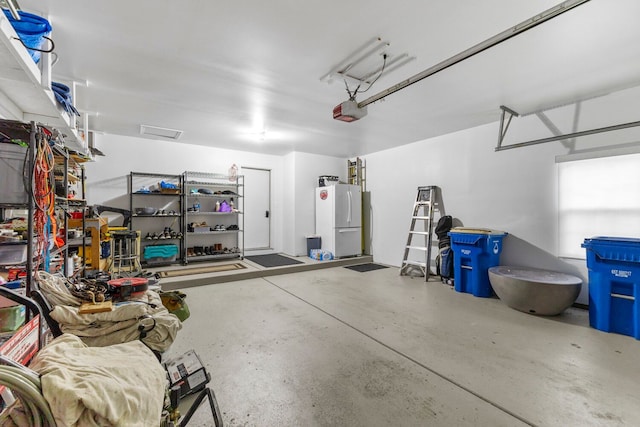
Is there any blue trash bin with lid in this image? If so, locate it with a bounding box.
[582,237,640,339]
[449,228,508,297]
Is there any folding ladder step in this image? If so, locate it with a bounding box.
[402,260,427,268]
[401,185,441,281]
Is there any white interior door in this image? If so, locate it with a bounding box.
[242,167,271,250]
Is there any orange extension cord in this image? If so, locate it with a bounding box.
[31,129,61,270]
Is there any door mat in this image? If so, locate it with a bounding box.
[157,263,246,278]
[245,254,304,268]
[345,263,389,273]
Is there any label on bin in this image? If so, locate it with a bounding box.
[493,242,500,254]
[611,269,632,278]
[461,249,471,255]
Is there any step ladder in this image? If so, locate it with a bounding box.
[400,186,441,281]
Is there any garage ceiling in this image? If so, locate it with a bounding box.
[16,0,640,157]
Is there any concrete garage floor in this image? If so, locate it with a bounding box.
[164,265,640,427]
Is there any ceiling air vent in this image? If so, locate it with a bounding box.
[140,124,183,140]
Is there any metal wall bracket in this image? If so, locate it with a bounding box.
[497,105,519,149]
[495,103,640,152]
[0,0,21,20]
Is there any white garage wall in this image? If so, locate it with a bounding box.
[84,89,640,307]
[84,134,285,253]
[85,134,344,257]
[364,117,640,305]
[287,152,345,256]
[365,122,559,264]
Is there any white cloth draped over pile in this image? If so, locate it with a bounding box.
[49,290,181,352]
[35,272,181,352]
[30,334,167,426]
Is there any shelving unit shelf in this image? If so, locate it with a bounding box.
[183,171,244,264]
[1,119,86,291]
[52,145,88,277]
[129,172,184,267]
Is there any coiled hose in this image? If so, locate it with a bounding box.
[0,365,56,427]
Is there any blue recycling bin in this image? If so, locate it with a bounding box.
[449,229,507,297]
[582,237,640,339]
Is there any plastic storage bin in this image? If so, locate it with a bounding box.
[0,242,28,266]
[0,305,25,332]
[449,228,507,297]
[306,236,321,257]
[582,237,640,339]
[0,143,29,205]
[143,244,178,265]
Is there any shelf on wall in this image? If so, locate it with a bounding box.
[0,12,85,153]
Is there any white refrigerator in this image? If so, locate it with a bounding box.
[315,184,362,258]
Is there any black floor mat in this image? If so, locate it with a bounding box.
[345,263,389,273]
[246,254,304,268]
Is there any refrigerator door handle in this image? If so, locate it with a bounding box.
[337,228,359,233]
[347,190,352,224]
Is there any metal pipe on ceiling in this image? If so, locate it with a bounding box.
[357,0,592,108]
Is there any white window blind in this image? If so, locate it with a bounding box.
[557,151,640,258]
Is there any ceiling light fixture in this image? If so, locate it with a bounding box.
[320,37,388,83]
[140,124,183,140]
[321,37,415,87]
